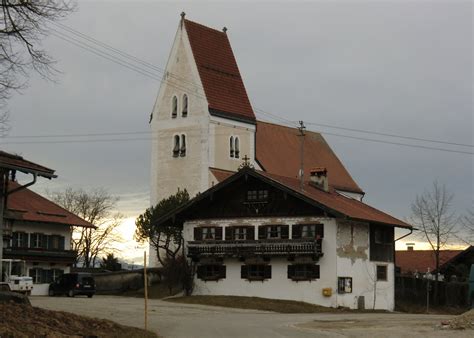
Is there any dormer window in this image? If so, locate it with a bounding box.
[180,134,186,157]
[171,96,178,118]
[182,94,188,117]
[230,136,234,158]
[173,135,180,157]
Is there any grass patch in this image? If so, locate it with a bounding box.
[166,295,350,313]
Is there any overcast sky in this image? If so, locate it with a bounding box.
[1,1,472,262]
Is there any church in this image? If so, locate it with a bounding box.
[149,14,411,310]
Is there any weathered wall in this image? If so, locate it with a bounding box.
[336,220,394,310]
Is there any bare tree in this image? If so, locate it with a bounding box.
[0,1,74,130]
[50,187,123,268]
[410,181,458,304]
[460,206,474,245]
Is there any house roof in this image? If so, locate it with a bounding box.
[0,150,56,178]
[255,121,363,194]
[5,181,94,228]
[184,167,410,228]
[395,249,465,274]
[184,19,256,123]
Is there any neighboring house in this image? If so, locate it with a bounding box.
[2,181,94,295]
[156,167,411,311]
[149,14,366,267]
[396,246,473,281]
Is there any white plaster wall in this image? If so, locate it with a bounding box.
[11,222,71,250]
[184,217,339,308]
[335,220,394,310]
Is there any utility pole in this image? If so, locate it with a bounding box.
[297,121,306,191]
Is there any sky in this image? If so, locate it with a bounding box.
[1,0,472,262]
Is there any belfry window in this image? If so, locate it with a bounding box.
[230,136,234,158]
[173,135,180,157]
[234,137,240,158]
[180,134,186,157]
[182,94,188,117]
[171,96,178,118]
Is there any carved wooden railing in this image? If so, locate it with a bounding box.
[187,239,322,258]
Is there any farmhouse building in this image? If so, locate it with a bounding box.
[149,15,412,310]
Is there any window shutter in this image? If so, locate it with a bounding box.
[287,265,295,279]
[48,235,53,250]
[247,226,255,240]
[28,269,34,279]
[312,265,320,279]
[263,265,272,279]
[215,227,223,240]
[59,236,65,250]
[41,234,48,249]
[22,233,28,248]
[220,265,226,279]
[196,265,204,279]
[194,228,202,241]
[281,225,289,239]
[315,224,324,238]
[225,227,233,240]
[12,232,18,248]
[292,225,301,239]
[241,265,248,279]
[258,226,265,240]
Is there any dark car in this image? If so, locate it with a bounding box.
[48,273,96,298]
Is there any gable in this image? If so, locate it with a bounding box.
[184,19,256,123]
[255,121,363,194]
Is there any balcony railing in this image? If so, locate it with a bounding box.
[187,239,323,258]
[3,247,77,262]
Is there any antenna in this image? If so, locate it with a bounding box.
[297,121,306,191]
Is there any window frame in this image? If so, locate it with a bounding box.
[234,136,240,159]
[376,265,388,281]
[197,264,226,281]
[241,264,272,281]
[182,94,188,117]
[171,95,178,118]
[288,264,320,281]
[173,135,180,157]
[180,134,186,157]
[338,277,353,294]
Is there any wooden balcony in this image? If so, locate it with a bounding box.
[187,239,323,259]
[3,247,77,264]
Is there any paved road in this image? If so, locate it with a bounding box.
[31,296,471,338]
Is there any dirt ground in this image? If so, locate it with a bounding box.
[0,301,157,338]
[31,295,474,338]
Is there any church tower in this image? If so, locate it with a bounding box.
[149,14,258,264]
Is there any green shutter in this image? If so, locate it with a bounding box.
[241,265,248,279]
[194,228,202,241]
[12,232,18,248]
[288,265,295,279]
[220,265,226,279]
[247,226,255,240]
[315,224,324,238]
[196,265,204,279]
[281,225,289,239]
[41,234,48,249]
[59,236,65,250]
[263,265,272,279]
[215,227,223,240]
[225,227,233,240]
[21,233,28,248]
[258,226,265,240]
[292,225,301,239]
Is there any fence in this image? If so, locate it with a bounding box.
[395,275,469,308]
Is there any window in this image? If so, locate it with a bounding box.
[288,264,320,281]
[225,226,254,241]
[229,136,234,158]
[234,137,240,158]
[292,224,324,239]
[241,264,271,281]
[376,265,387,281]
[12,232,27,248]
[48,235,65,250]
[194,227,223,241]
[182,94,188,117]
[196,264,226,281]
[246,189,268,202]
[171,96,178,118]
[180,134,186,157]
[338,277,353,294]
[258,225,289,239]
[30,233,45,249]
[29,268,43,284]
[173,135,180,157]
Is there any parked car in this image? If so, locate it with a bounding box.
[48,273,96,298]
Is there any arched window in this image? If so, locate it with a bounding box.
[182,94,188,117]
[180,134,186,157]
[171,96,178,118]
[173,135,180,157]
[234,137,240,159]
[229,136,234,158]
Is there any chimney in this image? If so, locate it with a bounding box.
[406,243,415,251]
[309,167,329,192]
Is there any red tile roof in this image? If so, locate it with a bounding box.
[209,168,410,228]
[5,181,94,228]
[396,250,464,274]
[255,121,363,194]
[0,150,55,178]
[184,19,255,122]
